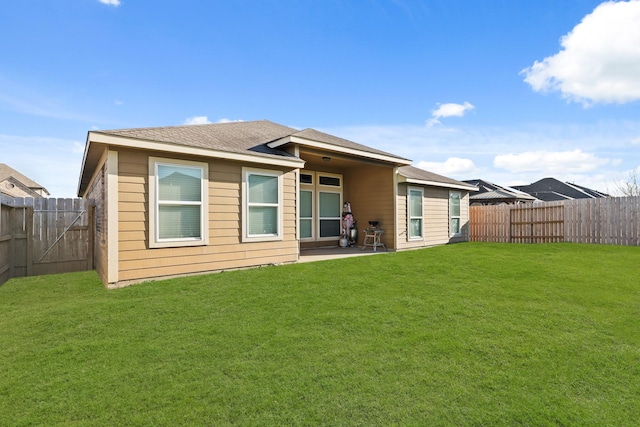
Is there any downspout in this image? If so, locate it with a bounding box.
[288,145,301,260]
[392,166,399,251]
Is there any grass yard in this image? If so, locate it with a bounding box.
[1,242,639,426]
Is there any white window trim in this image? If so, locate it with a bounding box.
[299,189,314,241]
[449,191,462,237]
[298,171,343,242]
[242,168,284,243]
[149,157,209,248]
[317,172,343,241]
[318,172,342,189]
[299,172,315,241]
[407,186,424,241]
[317,189,342,241]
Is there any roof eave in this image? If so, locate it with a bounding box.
[77,132,93,196]
[90,132,304,166]
[77,132,305,196]
[268,135,412,166]
[398,175,478,191]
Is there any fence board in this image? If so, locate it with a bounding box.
[0,197,94,285]
[470,197,640,245]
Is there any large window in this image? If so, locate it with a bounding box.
[299,190,313,239]
[318,173,342,239]
[149,158,208,248]
[298,171,343,241]
[243,169,283,242]
[408,187,423,240]
[449,191,461,236]
[319,191,341,238]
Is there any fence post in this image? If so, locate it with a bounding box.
[4,203,15,282]
[26,206,34,277]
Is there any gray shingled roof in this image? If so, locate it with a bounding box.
[470,188,527,201]
[291,128,410,161]
[0,163,49,194]
[96,120,301,161]
[95,120,412,164]
[398,165,475,189]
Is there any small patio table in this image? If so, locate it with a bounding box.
[362,228,385,252]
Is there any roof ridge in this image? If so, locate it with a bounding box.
[96,119,277,134]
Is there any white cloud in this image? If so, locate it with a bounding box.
[217,118,244,123]
[99,0,121,6]
[522,0,640,105]
[416,157,479,177]
[427,102,475,126]
[631,137,640,145]
[114,100,123,106]
[494,149,612,174]
[183,116,212,125]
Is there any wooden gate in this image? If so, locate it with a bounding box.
[30,198,94,276]
[0,197,94,284]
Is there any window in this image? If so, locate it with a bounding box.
[243,169,283,241]
[318,173,342,239]
[299,172,314,240]
[319,175,340,187]
[318,191,341,238]
[300,173,313,185]
[299,190,313,239]
[449,191,461,236]
[149,158,208,248]
[298,171,343,241]
[408,187,423,240]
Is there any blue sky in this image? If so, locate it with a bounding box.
[2,0,640,197]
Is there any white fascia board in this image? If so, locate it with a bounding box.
[268,135,413,165]
[399,176,478,191]
[89,132,305,168]
[76,133,92,196]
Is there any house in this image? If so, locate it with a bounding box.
[77,120,476,288]
[463,179,537,205]
[511,178,608,202]
[0,163,50,198]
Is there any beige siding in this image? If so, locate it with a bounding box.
[344,165,396,249]
[396,184,471,250]
[113,149,298,286]
[424,187,451,245]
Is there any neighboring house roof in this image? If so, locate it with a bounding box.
[570,182,609,198]
[0,163,49,197]
[531,191,573,202]
[511,177,608,201]
[464,179,536,203]
[398,166,477,191]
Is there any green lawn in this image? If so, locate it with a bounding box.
[1,243,639,426]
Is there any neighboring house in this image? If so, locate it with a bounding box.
[0,163,50,198]
[77,120,476,288]
[463,179,537,205]
[511,178,609,202]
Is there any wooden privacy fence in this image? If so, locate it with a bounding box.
[470,197,640,245]
[0,196,94,286]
